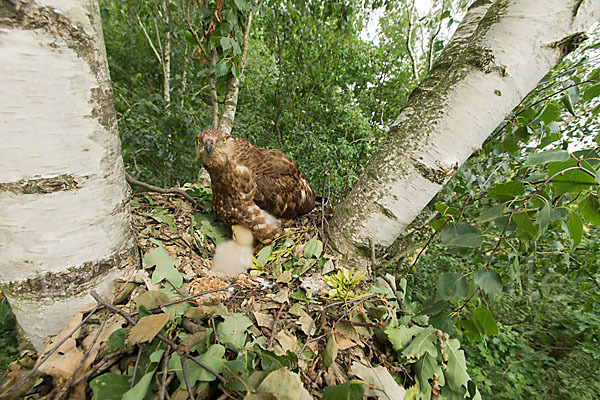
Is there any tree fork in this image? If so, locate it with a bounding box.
[326,0,600,267]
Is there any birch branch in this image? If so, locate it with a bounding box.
[135,11,163,66]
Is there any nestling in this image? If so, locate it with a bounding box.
[196,129,315,243]
[211,225,254,277]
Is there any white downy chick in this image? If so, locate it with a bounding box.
[211,225,254,277]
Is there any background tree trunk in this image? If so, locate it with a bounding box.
[326,0,600,266]
[0,0,139,349]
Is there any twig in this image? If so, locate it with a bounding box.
[131,345,144,388]
[71,350,125,386]
[267,303,285,347]
[337,318,385,329]
[485,165,593,269]
[181,356,196,400]
[125,173,198,208]
[0,305,99,398]
[158,346,171,400]
[320,171,329,243]
[57,314,109,399]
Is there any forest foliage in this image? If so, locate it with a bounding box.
[2,1,599,399]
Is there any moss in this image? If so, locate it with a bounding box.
[0,174,85,194]
[0,243,139,300]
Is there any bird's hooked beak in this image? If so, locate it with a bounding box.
[205,138,214,155]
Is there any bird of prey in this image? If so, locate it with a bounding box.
[196,129,315,242]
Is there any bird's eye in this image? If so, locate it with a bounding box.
[197,137,201,145]
[222,137,227,144]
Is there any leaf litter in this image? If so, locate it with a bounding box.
[1,190,467,400]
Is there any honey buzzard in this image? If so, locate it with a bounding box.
[196,129,315,242]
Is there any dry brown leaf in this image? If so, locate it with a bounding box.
[253,311,274,328]
[273,330,297,355]
[134,290,170,310]
[128,313,169,345]
[297,312,316,336]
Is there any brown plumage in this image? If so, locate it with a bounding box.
[196,129,315,242]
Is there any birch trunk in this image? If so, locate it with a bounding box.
[218,10,253,135]
[0,0,139,349]
[327,0,600,266]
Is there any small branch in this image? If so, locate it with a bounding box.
[158,346,171,400]
[135,11,163,66]
[406,0,420,82]
[320,171,329,243]
[485,165,593,269]
[181,356,196,400]
[131,345,144,388]
[209,49,219,129]
[130,284,237,316]
[125,173,198,208]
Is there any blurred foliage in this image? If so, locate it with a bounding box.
[0,298,19,367]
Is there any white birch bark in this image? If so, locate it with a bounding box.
[327,0,600,265]
[0,0,139,349]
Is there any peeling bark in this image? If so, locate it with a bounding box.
[0,0,139,349]
[326,0,600,267]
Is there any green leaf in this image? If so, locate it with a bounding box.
[582,83,600,102]
[488,181,525,202]
[539,103,561,124]
[402,327,438,360]
[579,194,600,225]
[107,328,128,352]
[385,325,424,352]
[149,207,176,229]
[143,245,183,288]
[260,350,296,372]
[220,37,232,51]
[513,211,538,238]
[414,353,443,397]
[473,307,498,336]
[214,59,229,77]
[476,203,505,223]
[524,149,570,166]
[438,273,469,301]
[233,0,247,11]
[122,369,156,400]
[90,373,131,400]
[304,236,323,258]
[561,94,576,116]
[538,200,551,234]
[568,212,583,248]
[548,160,596,195]
[216,313,253,351]
[322,333,339,369]
[473,269,502,299]
[501,133,518,154]
[322,381,366,400]
[444,339,470,393]
[440,222,483,248]
[168,345,226,386]
[255,245,273,266]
